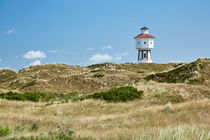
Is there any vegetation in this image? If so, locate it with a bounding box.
[6,129,84,140]
[153,91,184,104]
[86,86,143,102]
[0,126,10,137]
[0,58,209,139]
[6,130,93,140]
[0,59,179,93]
[144,58,209,84]
[31,123,39,131]
[0,69,17,83]
[0,97,209,139]
[0,86,143,103]
[92,73,104,78]
[0,92,80,102]
[87,62,113,68]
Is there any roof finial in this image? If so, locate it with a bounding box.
[141,26,149,30]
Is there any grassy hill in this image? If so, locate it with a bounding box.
[0,58,209,139]
[1,58,209,94]
[145,58,210,85]
[0,61,178,93]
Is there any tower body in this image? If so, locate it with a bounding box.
[134,27,155,63]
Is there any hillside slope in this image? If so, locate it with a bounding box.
[145,58,210,86]
[0,63,175,93]
[0,58,209,93]
[0,58,209,139]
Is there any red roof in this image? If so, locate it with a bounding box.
[134,34,155,39]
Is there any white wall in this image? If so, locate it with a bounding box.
[136,38,154,49]
[142,29,149,34]
[138,59,152,63]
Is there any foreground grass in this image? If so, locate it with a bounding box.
[3,125,209,140]
[0,97,209,139]
[133,125,210,140]
[0,82,209,139]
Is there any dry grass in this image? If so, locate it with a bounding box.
[144,58,210,85]
[0,59,209,139]
[0,89,209,139]
[0,62,176,93]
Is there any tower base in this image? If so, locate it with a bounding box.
[137,59,152,63]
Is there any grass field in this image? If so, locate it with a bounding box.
[0,82,209,139]
[0,58,209,139]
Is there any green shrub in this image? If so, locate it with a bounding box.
[0,126,10,137]
[89,69,102,73]
[137,70,145,73]
[0,92,80,102]
[31,123,39,131]
[6,129,93,140]
[0,92,40,102]
[24,92,40,102]
[93,73,104,78]
[21,81,36,89]
[144,59,206,85]
[0,92,26,101]
[87,62,112,68]
[87,86,143,102]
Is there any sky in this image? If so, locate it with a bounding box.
[0,0,210,71]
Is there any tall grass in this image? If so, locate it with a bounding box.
[133,126,210,140]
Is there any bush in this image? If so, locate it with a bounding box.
[87,62,112,68]
[31,123,39,131]
[24,92,40,102]
[0,92,26,101]
[137,70,145,73]
[0,92,80,102]
[144,59,206,85]
[87,86,143,102]
[0,92,40,102]
[6,129,93,140]
[0,126,10,137]
[93,73,104,78]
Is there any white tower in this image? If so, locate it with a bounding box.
[134,27,155,63]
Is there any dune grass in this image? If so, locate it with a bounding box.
[0,59,209,139]
[0,90,209,139]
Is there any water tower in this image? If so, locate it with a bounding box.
[134,27,155,63]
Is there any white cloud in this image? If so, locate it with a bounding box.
[23,50,46,59]
[6,29,15,35]
[112,52,128,61]
[115,52,128,57]
[30,60,41,66]
[102,44,112,50]
[89,54,112,62]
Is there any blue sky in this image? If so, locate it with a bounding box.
[0,0,210,71]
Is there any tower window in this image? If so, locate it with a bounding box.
[144,41,146,44]
[150,42,152,44]
[138,41,139,44]
[143,52,147,58]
